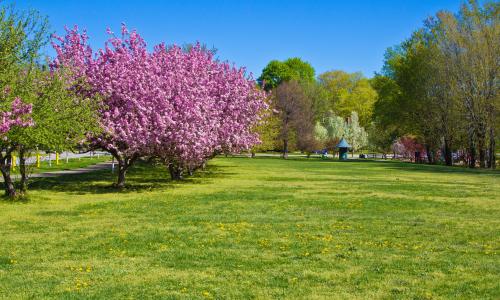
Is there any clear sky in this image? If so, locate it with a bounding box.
[15,0,463,78]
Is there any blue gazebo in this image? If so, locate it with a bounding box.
[336,138,351,160]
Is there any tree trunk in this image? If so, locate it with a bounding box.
[478,136,486,168]
[168,164,183,180]
[19,148,28,193]
[414,152,421,164]
[468,134,476,168]
[109,150,139,188]
[444,139,453,166]
[488,126,496,169]
[425,145,434,164]
[0,155,16,197]
[282,139,288,159]
[251,151,256,158]
[116,159,128,188]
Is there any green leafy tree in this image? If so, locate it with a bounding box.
[366,122,397,155]
[372,0,498,168]
[433,0,499,168]
[258,58,315,91]
[0,3,49,197]
[13,68,100,192]
[251,99,281,155]
[0,4,99,196]
[370,75,403,153]
[318,70,377,127]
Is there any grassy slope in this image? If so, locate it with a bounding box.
[0,157,498,299]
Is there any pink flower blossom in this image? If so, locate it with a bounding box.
[0,97,34,135]
[52,25,268,177]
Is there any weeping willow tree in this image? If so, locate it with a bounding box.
[315,111,368,156]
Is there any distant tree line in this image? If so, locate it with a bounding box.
[256,0,498,170]
[371,0,499,168]
[255,58,375,158]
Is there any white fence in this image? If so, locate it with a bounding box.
[14,151,110,166]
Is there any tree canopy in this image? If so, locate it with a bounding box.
[53,25,268,186]
[257,58,315,91]
[371,0,499,167]
[318,70,377,127]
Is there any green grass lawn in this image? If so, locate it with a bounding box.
[0,156,498,299]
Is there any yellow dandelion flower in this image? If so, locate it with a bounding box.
[202,291,211,298]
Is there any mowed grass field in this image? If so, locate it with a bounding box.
[0,156,498,299]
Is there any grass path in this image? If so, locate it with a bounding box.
[0,157,498,299]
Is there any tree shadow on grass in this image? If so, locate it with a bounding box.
[238,155,499,176]
[381,161,499,176]
[24,161,235,196]
[315,158,499,176]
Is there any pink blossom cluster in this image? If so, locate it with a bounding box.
[52,25,267,169]
[392,136,426,159]
[0,97,34,135]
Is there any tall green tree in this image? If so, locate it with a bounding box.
[258,57,315,91]
[372,35,459,165]
[273,80,313,158]
[13,68,100,192]
[433,0,499,168]
[251,98,281,155]
[0,3,49,196]
[0,4,99,196]
[371,0,499,168]
[318,70,377,127]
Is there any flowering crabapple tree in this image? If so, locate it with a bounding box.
[0,94,33,197]
[52,25,267,186]
[53,26,163,187]
[392,136,426,162]
[151,44,268,179]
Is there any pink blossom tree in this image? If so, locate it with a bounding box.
[0,97,34,134]
[53,26,159,187]
[392,136,426,162]
[52,25,267,186]
[0,93,34,196]
[151,44,267,178]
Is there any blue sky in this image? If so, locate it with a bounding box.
[16,0,462,78]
